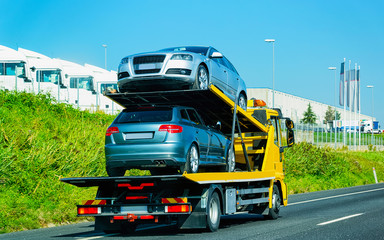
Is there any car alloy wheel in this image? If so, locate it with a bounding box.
[184,144,199,173]
[194,65,208,90]
[238,93,247,110]
[226,145,235,172]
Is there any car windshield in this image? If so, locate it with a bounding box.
[115,108,172,123]
[160,46,209,55]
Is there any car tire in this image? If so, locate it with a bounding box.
[238,93,247,110]
[225,144,235,172]
[106,167,125,177]
[193,65,209,90]
[181,144,199,174]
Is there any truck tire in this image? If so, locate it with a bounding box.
[207,192,221,232]
[266,185,281,220]
[181,144,199,173]
[106,167,125,177]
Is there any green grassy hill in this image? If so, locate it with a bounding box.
[0,90,383,233]
[0,91,116,233]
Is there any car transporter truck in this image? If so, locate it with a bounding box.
[60,84,295,233]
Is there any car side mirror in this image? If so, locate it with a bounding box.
[210,52,223,58]
[209,121,221,131]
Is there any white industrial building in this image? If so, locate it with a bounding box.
[247,88,374,126]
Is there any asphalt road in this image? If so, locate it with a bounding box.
[1,183,384,240]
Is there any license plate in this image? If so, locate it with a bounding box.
[138,63,156,70]
[124,132,153,140]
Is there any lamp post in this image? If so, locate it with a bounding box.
[367,85,374,145]
[329,67,337,148]
[102,44,107,70]
[265,39,275,108]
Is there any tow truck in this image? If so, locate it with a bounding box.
[60,84,295,232]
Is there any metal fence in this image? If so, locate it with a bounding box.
[292,123,384,150]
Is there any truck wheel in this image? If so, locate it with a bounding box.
[193,65,209,90]
[181,144,199,173]
[266,185,281,220]
[225,145,235,172]
[106,167,125,177]
[207,192,221,232]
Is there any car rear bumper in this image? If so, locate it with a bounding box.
[105,143,186,169]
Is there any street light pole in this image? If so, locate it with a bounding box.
[265,39,275,108]
[367,85,374,145]
[102,44,107,70]
[329,67,337,148]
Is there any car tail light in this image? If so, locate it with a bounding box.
[165,205,190,213]
[106,127,119,136]
[158,125,183,133]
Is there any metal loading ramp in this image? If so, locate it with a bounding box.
[105,85,268,135]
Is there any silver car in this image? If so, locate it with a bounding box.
[105,105,235,176]
[117,46,248,109]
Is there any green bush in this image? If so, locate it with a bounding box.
[284,142,384,194]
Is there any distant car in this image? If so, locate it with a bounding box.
[105,105,235,176]
[117,46,248,109]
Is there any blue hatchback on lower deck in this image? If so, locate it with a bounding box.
[105,106,235,176]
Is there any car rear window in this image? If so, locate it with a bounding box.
[115,108,172,123]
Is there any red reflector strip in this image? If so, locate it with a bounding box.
[113,215,154,220]
[126,196,148,200]
[78,207,99,215]
[166,205,190,213]
[118,183,154,190]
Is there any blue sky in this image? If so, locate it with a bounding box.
[1,0,383,123]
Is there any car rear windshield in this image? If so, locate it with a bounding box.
[160,46,209,55]
[115,108,173,123]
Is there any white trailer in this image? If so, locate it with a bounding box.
[55,59,98,111]
[0,45,32,92]
[84,64,123,114]
[18,48,70,103]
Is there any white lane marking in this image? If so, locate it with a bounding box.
[77,224,175,239]
[317,213,364,226]
[77,233,118,240]
[288,187,384,206]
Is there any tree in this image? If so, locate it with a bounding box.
[300,103,317,124]
[324,106,341,123]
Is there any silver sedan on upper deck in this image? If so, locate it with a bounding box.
[117,46,248,109]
